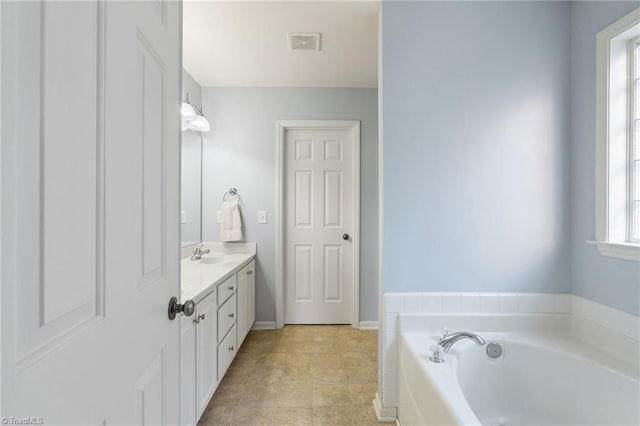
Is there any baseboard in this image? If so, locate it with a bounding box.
[359,321,379,330]
[251,321,376,330]
[251,321,276,330]
[373,392,397,423]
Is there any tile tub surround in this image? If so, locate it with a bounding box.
[198,325,389,426]
[377,293,640,418]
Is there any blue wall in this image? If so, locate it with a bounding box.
[200,88,379,322]
[382,1,572,293]
[571,1,640,316]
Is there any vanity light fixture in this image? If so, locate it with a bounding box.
[181,92,197,121]
[187,106,210,132]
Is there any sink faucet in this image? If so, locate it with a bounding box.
[437,331,486,353]
[190,245,210,261]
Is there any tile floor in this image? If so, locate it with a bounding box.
[198,325,388,426]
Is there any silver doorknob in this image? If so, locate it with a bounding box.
[342,234,350,241]
[168,297,196,320]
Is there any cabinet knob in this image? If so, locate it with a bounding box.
[247,270,253,275]
[228,346,234,352]
[228,286,234,292]
[228,313,234,318]
[193,313,206,324]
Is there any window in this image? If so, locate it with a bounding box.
[594,8,640,261]
[631,38,640,243]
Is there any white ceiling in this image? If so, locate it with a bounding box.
[183,1,379,88]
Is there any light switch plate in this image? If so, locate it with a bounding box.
[180,210,187,224]
[258,210,267,224]
[217,210,222,224]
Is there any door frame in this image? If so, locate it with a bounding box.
[275,120,361,329]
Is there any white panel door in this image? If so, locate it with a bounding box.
[1,1,181,424]
[284,126,357,324]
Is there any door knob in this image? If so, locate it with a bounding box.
[168,296,196,320]
[342,234,350,241]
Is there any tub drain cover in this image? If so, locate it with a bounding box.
[486,342,503,358]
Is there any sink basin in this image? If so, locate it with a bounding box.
[197,256,228,265]
[193,253,249,265]
[180,246,255,303]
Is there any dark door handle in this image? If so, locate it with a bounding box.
[343,234,350,241]
[168,297,195,320]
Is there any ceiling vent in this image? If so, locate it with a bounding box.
[288,33,321,51]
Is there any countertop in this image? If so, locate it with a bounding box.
[181,242,256,303]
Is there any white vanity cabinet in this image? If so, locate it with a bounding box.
[248,261,255,331]
[179,313,197,426]
[195,292,218,420]
[180,252,256,425]
[236,260,256,344]
[179,290,218,426]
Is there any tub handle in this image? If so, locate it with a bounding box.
[429,345,445,363]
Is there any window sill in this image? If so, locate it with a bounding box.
[587,240,640,261]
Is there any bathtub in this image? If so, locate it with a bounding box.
[398,327,640,426]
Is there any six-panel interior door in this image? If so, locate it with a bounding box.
[284,127,355,324]
[1,1,181,423]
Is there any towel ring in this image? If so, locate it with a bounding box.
[223,188,240,202]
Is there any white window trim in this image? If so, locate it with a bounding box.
[628,36,640,244]
[594,7,640,262]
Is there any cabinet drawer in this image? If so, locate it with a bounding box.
[217,293,237,342]
[218,324,237,380]
[216,274,237,306]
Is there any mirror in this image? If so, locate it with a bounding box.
[181,70,203,247]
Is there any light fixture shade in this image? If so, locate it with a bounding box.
[181,102,197,121]
[187,115,210,132]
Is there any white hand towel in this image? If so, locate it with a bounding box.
[220,201,243,242]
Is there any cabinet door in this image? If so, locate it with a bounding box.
[247,260,256,330]
[180,314,197,426]
[195,292,218,420]
[236,260,255,345]
[236,266,248,344]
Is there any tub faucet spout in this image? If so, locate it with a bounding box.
[437,331,486,353]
